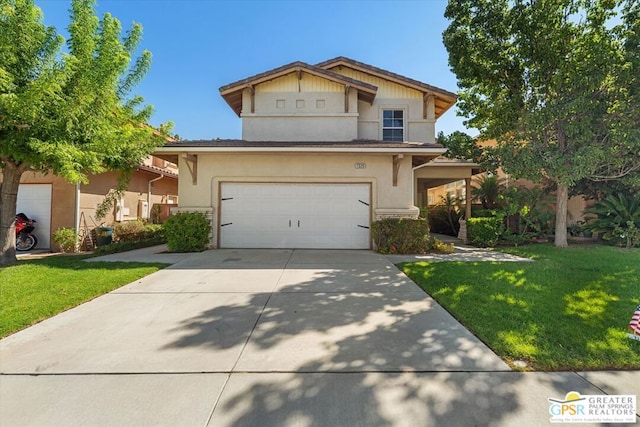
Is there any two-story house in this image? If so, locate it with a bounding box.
[156,57,464,249]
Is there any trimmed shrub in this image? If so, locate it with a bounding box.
[371,218,431,254]
[431,238,455,254]
[52,227,77,253]
[92,237,166,256]
[163,212,211,252]
[114,220,164,243]
[467,217,501,247]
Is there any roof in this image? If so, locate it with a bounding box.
[155,139,446,168]
[136,164,178,179]
[316,56,457,119]
[219,61,378,117]
[161,139,443,149]
[218,57,458,119]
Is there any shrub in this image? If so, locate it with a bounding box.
[52,227,77,253]
[467,217,501,247]
[163,212,211,252]
[585,193,640,249]
[428,194,463,236]
[431,238,455,254]
[371,218,431,254]
[92,236,166,256]
[114,220,164,243]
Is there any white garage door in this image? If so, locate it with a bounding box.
[17,184,52,249]
[220,183,371,249]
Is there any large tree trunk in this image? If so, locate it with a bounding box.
[554,183,569,247]
[0,160,27,266]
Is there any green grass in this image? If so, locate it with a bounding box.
[400,244,640,371]
[0,255,168,338]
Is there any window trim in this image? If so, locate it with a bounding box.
[381,108,405,142]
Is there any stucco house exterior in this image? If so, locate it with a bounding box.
[156,57,459,249]
[10,155,178,250]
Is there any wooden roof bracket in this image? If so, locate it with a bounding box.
[344,85,351,113]
[297,68,302,92]
[182,153,198,185]
[392,154,404,187]
[247,85,255,113]
[423,93,435,120]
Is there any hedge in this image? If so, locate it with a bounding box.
[371,218,431,254]
[467,217,502,247]
[163,212,211,252]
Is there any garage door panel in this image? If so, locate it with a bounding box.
[220,183,370,249]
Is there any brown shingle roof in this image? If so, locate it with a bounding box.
[163,139,443,149]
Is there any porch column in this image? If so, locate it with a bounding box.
[465,178,472,219]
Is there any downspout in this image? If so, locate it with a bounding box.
[147,175,164,220]
[74,183,81,252]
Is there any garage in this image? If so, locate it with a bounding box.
[17,184,52,249]
[220,183,371,249]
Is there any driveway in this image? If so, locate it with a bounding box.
[1,249,636,426]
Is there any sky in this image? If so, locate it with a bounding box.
[36,0,473,141]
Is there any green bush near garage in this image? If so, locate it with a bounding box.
[52,227,78,253]
[163,212,211,252]
[371,218,454,254]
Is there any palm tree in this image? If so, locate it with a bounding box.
[472,175,505,209]
[585,193,640,249]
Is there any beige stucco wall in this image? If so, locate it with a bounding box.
[242,74,359,141]
[177,152,417,247]
[80,170,178,226]
[243,114,359,141]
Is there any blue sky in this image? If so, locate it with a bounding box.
[37,0,472,140]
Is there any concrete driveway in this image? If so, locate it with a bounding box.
[1,249,637,426]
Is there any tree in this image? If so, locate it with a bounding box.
[472,174,505,210]
[0,0,169,266]
[437,131,484,162]
[443,0,640,247]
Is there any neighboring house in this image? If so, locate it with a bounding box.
[155,57,460,249]
[11,155,178,250]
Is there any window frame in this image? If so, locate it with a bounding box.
[381,109,405,142]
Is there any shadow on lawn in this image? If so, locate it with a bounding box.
[14,254,169,270]
[158,254,612,426]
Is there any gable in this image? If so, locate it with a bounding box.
[329,67,423,99]
[220,61,377,117]
[317,57,457,119]
[257,72,343,93]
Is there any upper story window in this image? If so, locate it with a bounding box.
[382,110,404,142]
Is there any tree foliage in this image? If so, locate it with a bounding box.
[443,0,640,247]
[0,0,169,265]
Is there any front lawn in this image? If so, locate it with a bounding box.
[0,255,168,338]
[400,244,640,371]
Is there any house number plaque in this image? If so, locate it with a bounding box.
[354,163,366,169]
